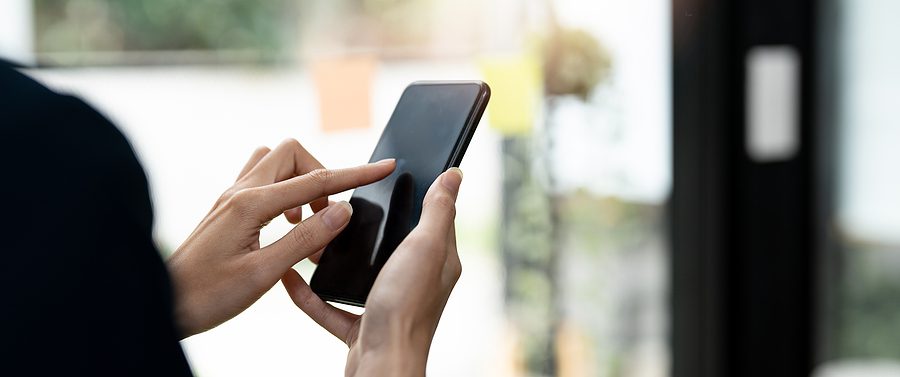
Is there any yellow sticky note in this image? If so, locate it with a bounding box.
[479,55,542,136]
[311,55,377,133]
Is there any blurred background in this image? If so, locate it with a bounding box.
[0,0,897,376]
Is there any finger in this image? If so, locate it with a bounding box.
[308,248,325,264]
[307,200,336,260]
[236,146,271,181]
[244,139,326,186]
[286,184,332,225]
[251,159,395,222]
[258,201,354,275]
[417,168,463,239]
[308,170,331,218]
[284,206,303,224]
[312,199,335,216]
[309,196,329,214]
[281,269,361,346]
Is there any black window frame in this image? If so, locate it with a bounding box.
[670,0,840,375]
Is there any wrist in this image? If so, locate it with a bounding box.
[166,255,203,339]
[349,343,427,377]
[347,322,431,377]
[171,296,197,339]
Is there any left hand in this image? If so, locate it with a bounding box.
[281,168,465,376]
[166,139,395,338]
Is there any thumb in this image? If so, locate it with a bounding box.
[257,201,353,276]
[416,168,463,237]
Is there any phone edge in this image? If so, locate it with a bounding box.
[447,81,491,169]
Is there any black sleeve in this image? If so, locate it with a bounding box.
[0,64,192,376]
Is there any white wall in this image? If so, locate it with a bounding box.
[0,0,34,65]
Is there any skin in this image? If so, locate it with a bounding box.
[166,139,463,375]
[282,167,464,377]
[167,139,395,337]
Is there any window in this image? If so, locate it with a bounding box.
[6,1,671,375]
[817,0,900,375]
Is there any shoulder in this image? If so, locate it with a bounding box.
[0,63,143,181]
[0,64,132,158]
[0,62,190,375]
[0,62,152,231]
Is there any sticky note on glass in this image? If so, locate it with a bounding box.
[479,55,542,136]
[311,55,377,132]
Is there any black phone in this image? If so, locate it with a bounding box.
[309,80,490,307]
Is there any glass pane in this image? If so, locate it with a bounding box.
[32,0,294,65]
[15,0,671,375]
[817,0,900,375]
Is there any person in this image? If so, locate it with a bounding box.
[0,59,463,376]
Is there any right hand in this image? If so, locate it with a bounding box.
[281,168,465,377]
[167,139,395,338]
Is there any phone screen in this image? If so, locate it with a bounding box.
[310,81,489,306]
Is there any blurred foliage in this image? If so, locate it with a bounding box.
[295,0,440,57]
[563,189,661,254]
[352,0,431,47]
[561,190,664,377]
[35,0,292,56]
[500,25,615,376]
[513,27,615,375]
[543,29,612,100]
[497,143,665,377]
[500,137,557,375]
[838,243,900,359]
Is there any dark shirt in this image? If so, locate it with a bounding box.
[0,61,192,376]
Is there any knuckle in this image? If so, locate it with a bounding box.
[442,251,462,284]
[218,187,238,204]
[451,260,462,280]
[231,187,258,203]
[290,224,320,249]
[225,188,260,217]
[306,168,332,189]
[280,138,303,150]
[255,146,271,155]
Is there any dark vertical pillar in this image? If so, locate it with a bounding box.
[671,0,823,376]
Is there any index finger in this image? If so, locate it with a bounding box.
[252,159,396,221]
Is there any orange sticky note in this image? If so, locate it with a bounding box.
[311,55,377,132]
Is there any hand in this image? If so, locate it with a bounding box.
[166,139,396,338]
[281,168,464,377]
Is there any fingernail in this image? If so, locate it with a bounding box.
[375,158,395,165]
[322,201,352,231]
[448,167,464,180]
[442,167,464,192]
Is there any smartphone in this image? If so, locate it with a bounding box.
[309,80,490,307]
